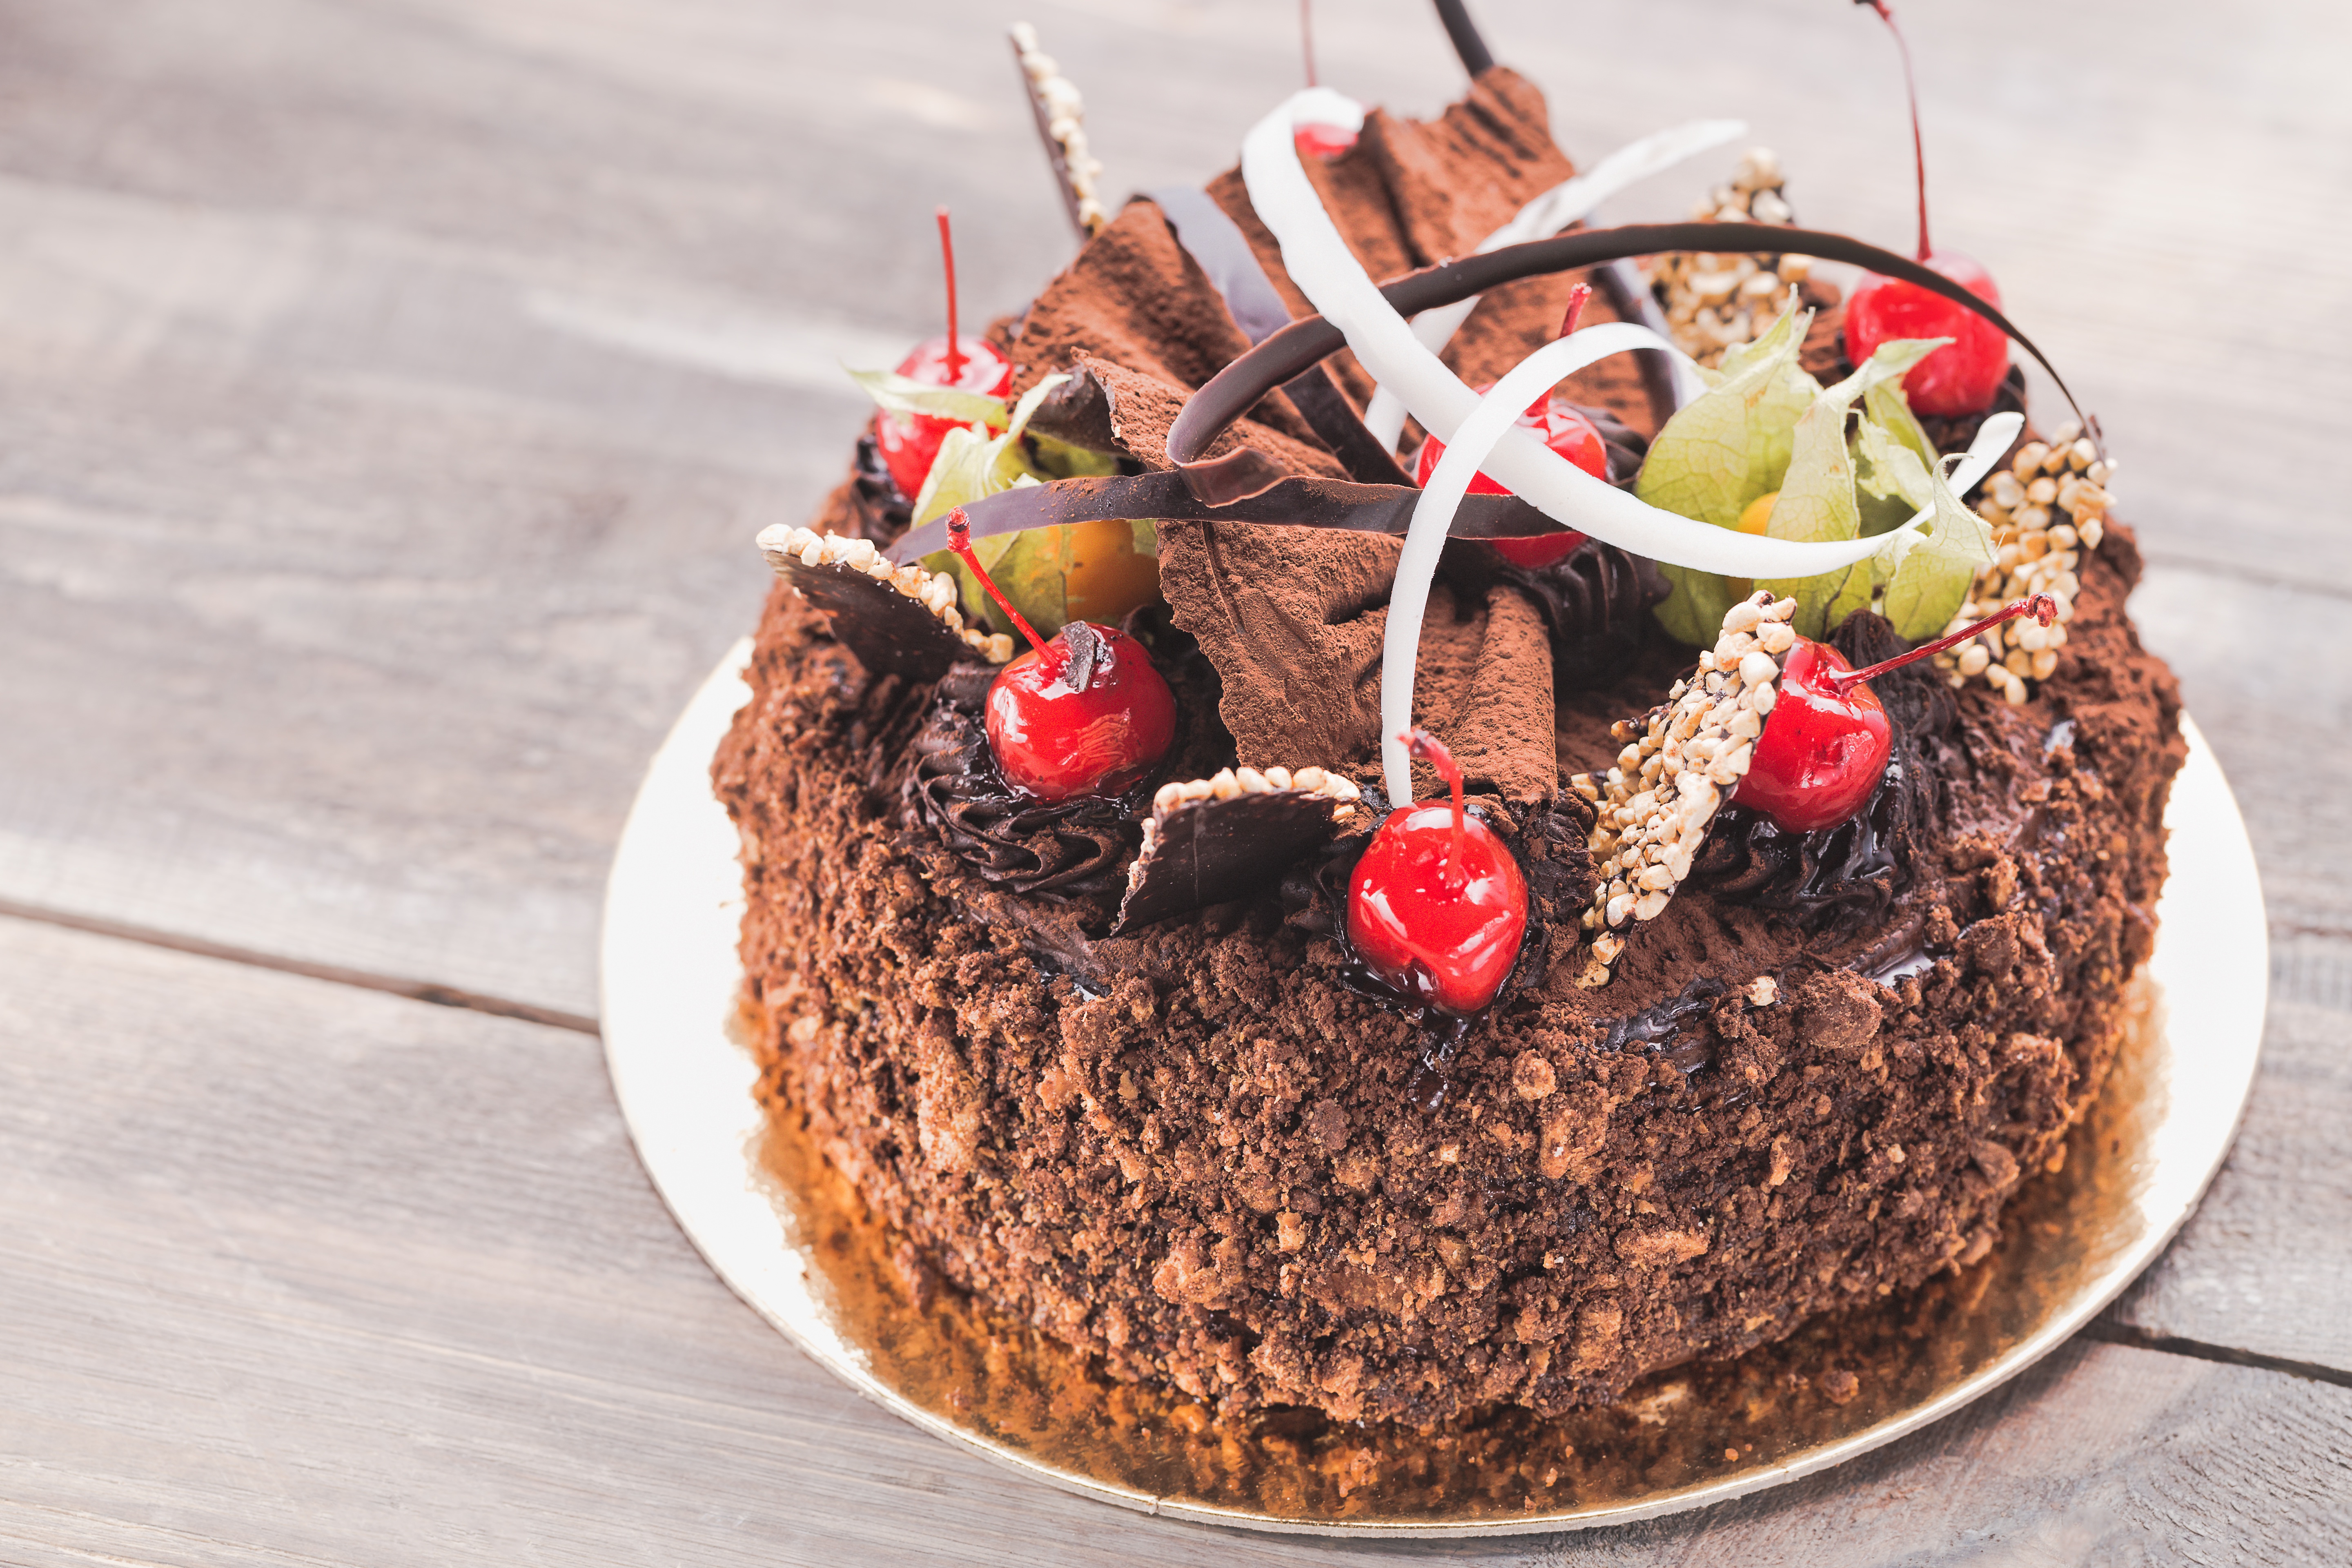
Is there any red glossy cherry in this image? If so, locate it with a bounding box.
[1729,639,1893,833]
[873,209,1017,500]
[947,510,1177,802]
[1294,122,1359,159]
[1346,730,1528,1015]
[1291,2,1357,158]
[874,336,1012,500]
[1844,253,2009,419]
[1841,2,2008,418]
[1410,285,1603,568]
[1732,594,2057,833]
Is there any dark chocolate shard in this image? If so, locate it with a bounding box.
[1022,364,1124,457]
[1059,619,1106,691]
[1148,185,1414,487]
[762,538,976,686]
[1112,789,1345,934]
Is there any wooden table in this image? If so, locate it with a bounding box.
[4,1,2345,1561]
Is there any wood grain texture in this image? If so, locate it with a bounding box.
[3,914,2347,1567]
[3,0,2349,1556]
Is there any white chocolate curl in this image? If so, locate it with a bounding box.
[1238,93,1936,582]
[1385,328,1656,801]
[1360,116,1745,449]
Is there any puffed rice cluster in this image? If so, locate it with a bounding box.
[1569,592,1799,986]
[1645,148,1814,365]
[1011,23,1106,236]
[1936,419,2115,703]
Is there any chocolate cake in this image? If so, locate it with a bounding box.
[712,30,2181,1430]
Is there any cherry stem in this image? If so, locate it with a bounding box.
[1402,728,1467,884]
[936,207,963,382]
[1556,281,1590,341]
[1864,1,1931,262]
[1824,593,2057,695]
[946,508,1044,653]
[1300,0,1317,89]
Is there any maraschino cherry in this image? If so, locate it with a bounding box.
[1840,1,2009,418]
[1292,2,1359,159]
[1347,730,1529,1015]
[946,509,1176,802]
[1412,285,1606,569]
[1732,594,2057,833]
[873,209,1016,501]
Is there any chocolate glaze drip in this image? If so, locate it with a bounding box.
[1687,611,1956,933]
[1597,976,1728,1076]
[1279,792,1596,1109]
[851,432,914,546]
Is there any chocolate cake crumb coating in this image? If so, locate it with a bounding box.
[713,73,2185,1426]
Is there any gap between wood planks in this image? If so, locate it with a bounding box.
[2084,1321,2352,1390]
[0,897,600,1036]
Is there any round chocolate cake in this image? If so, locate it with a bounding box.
[713,28,2182,1429]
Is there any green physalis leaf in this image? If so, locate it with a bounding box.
[1636,295,1821,644]
[1635,295,1819,528]
[1755,337,1945,638]
[907,375,1158,640]
[844,365,1008,430]
[909,374,1069,526]
[1853,400,1937,538]
[1880,453,1995,640]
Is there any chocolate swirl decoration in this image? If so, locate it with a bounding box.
[906,665,1142,896]
[1688,610,1956,932]
[1432,0,1495,76]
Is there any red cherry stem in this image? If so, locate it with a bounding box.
[1556,281,1590,341]
[1822,593,2057,696]
[1300,0,1318,88]
[936,207,963,382]
[1509,283,1595,416]
[1401,728,1468,884]
[946,508,1044,653]
[1861,1,1932,261]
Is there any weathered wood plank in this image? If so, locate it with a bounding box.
[2,0,2348,1019]
[2,915,2348,1566]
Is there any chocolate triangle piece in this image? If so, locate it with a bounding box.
[756,525,1011,686]
[1111,766,1362,934]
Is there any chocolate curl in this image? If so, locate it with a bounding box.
[1165,220,2098,467]
[1431,0,1494,76]
[887,470,1567,566]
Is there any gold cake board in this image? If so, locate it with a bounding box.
[600,640,2266,1537]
